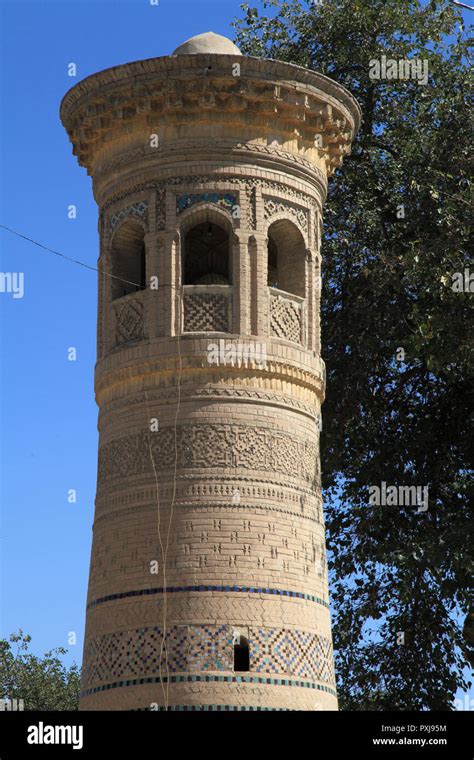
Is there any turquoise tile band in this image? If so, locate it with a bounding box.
[81,673,338,699]
[87,584,330,611]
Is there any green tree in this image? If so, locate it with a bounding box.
[233,0,473,709]
[0,631,81,710]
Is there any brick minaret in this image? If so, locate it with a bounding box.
[61,31,360,711]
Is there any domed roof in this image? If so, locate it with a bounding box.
[172,31,242,56]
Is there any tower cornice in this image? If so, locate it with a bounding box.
[60,53,361,184]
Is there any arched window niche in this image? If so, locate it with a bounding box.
[180,208,234,334]
[267,218,307,345]
[110,219,146,301]
[233,635,250,672]
[267,219,306,297]
[183,221,231,285]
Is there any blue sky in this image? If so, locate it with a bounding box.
[0,0,252,669]
[0,0,471,710]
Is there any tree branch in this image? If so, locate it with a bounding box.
[450,0,474,10]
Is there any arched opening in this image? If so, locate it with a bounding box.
[267,219,306,298]
[267,237,278,288]
[111,220,146,300]
[183,221,230,285]
[233,636,250,672]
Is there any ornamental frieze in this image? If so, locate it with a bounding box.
[176,192,238,215]
[99,174,321,245]
[95,142,328,197]
[263,195,309,234]
[82,624,335,689]
[97,424,320,489]
[110,201,148,231]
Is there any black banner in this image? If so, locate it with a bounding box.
[0,710,471,757]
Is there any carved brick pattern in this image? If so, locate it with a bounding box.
[97,425,319,488]
[264,196,308,233]
[110,201,148,231]
[183,293,229,332]
[261,181,318,209]
[270,295,302,344]
[100,385,320,418]
[156,189,166,230]
[101,176,318,217]
[247,186,257,229]
[114,297,145,345]
[96,139,329,189]
[83,625,334,688]
[94,486,323,526]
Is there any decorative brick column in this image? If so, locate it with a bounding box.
[61,31,360,711]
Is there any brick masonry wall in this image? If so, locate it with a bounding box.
[79,165,336,711]
[60,49,360,711]
[80,386,337,710]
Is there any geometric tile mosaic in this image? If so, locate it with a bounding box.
[249,628,334,683]
[82,625,335,693]
[110,202,148,231]
[176,193,237,215]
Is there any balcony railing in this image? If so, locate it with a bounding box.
[112,289,146,347]
[182,285,232,333]
[269,287,305,345]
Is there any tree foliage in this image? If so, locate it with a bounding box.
[0,631,81,711]
[233,0,473,709]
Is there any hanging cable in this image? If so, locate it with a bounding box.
[0,224,140,289]
[145,269,183,712]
